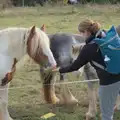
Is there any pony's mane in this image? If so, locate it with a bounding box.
[0,27,50,62]
[29,27,50,57]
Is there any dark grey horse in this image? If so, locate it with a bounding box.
[40,32,98,119]
[40,25,120,120]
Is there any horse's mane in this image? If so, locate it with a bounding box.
[0,27,50,60]
[29,27,50,58]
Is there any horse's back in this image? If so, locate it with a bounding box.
[49,33,74,67]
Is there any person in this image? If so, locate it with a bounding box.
[53,19,120,120]
[68,0,78,4]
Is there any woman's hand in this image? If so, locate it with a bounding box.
[52,67,60,73]
[43,67,60,74]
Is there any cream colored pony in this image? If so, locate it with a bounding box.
[0,26,56,120]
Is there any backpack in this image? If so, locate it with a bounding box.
[93,25,120,74]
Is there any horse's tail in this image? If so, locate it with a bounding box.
[40,70,59,104]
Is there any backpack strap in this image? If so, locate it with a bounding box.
[91,61,105,70]
[96,29,106,38]
[100,34,118,47]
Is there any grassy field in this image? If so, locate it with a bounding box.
[1,4,120,120]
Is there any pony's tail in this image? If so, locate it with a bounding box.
[42,72,59,104]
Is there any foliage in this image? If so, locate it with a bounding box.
[10,0,120,6]
[11,0,46,6]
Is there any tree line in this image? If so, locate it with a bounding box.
[1,0,120,7]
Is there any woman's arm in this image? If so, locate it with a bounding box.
[59,43,96,73]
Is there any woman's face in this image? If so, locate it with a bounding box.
[79,30,91,39]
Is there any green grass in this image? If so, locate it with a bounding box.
[1,4,119,120]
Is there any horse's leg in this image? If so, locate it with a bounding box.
[83,64,98,120]
[40,69,59,104]
[0,85,12,120]
[0,111,3,120]
[49,74,60,104]
[114,92,120,111]
[86,82,97,120]
[57,74,78,105]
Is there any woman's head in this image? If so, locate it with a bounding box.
[78,19,101,38]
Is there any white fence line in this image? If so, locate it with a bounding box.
[0,79,99,90]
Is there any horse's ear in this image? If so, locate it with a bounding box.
[30,26,36,34]
[41,24,46,32]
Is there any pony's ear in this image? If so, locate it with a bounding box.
[40,24,46,32]
[30,26,36,34]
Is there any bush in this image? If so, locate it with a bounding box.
[81,0,119,4]
[11,0,46,6]
[91,0,118,4]
[11,0,120,6]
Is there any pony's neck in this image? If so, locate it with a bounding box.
[0,28,28,60]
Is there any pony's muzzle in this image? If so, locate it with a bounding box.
[47,52,57,69]
[44,66,57,74]
[47,61,57,70]
[48,62,57,70]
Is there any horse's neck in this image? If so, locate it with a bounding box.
[0,28,27,60]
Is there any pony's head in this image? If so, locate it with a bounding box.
[25,26,56,68]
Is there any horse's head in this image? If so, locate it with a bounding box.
[25,26,56,68]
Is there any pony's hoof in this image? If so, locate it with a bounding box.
[52,97,60,105]
[58,95,78,105]
[66,97,78,105]
[86,112,95,120]
[69,99,78,105]
[9,117,13,120]
[114,105,120,111]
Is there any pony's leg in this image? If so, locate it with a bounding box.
[9,117,13,120]
[72,67,84,79]
[40,69,59,104]
[57,74,78,105]
[0,111,3,120]
[0,85,11,120]
[86,82,97,120]
[83,64,98,120]
[114,92,120,110]
[49,74,60,104]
